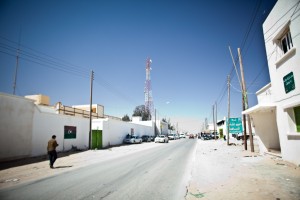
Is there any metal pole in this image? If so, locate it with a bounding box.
[89,70,94,149]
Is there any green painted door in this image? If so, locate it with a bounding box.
[92,130,102,149]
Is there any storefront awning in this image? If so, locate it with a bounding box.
[242,104,276,115]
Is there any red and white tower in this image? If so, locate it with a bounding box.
[144,57,154,120]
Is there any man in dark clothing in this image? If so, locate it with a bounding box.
[47,135,59,168]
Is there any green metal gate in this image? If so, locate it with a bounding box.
[92,130,102,149]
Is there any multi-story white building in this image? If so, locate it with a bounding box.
[243,0,300,165]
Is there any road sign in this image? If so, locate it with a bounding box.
[228,118,243,134]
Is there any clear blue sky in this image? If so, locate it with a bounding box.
[0,0,277,132]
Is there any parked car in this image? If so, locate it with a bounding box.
[211,132,219,139]
[233,133,249,140]
[123,135,142,144]
[141,135,151,142]
[150,135,155,141]
[180,133,186,138]
[201,134,211,140]
[155,135,169,143]
[168,133,176,140]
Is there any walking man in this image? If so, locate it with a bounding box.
[47,135,59,169]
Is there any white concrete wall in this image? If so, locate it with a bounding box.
[155,120,168,135]
[263,0,300,102]
[32,105,89,156]
[256,83,274,104]
[251,111,280,150]
[0,93,90,160]
[0,93,34,160]
[92,119,154,148]
[262,0,300,165]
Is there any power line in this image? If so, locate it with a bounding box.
[94,78,140,107]
[214,0,266,118]
[264,1,300,43]
[0,36,141,107]
[0,42,90,77]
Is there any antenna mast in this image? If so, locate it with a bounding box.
[144,57,154,120]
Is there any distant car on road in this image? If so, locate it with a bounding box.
[123,135,142,144]
[189,134,194,139]
[180,133,186,138]
[141,135,151,142]
[155,135,169,143]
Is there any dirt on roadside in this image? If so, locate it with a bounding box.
[185,139,300,200]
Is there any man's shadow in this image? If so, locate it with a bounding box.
[53,165,73,169]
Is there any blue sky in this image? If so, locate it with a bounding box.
[0,0,277,132]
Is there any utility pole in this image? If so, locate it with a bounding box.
[227,75,230,145]
[238,48,254,152]
[212,105,215,138]
[154,109,157,136]
[238,48,247,150]
[215,101,217,140]
[13,29,21,95]
[89,70,94,149]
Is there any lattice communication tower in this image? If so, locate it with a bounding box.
[144,57,154,119]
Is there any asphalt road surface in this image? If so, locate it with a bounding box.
[0,139,197,200]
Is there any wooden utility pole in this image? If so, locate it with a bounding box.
[89,70,94,149]
[227,75,230,145]
[238,48,254,152]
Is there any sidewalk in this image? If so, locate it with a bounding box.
[186,139,300,200]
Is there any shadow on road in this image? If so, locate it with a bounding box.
[0,151,84,170]
[54,165,73,169]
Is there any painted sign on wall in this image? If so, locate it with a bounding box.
[64,126,76,139]
[283,72,295,94]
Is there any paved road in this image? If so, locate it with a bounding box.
[0,139,197,200]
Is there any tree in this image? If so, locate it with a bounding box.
[132,105,151,121]
[162,118,174,130]
[168,118,175,131]
[122,114,130,122]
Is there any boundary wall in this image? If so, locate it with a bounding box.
[0,93,89,161]
[93,119,154,148]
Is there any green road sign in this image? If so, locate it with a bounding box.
[228,118,243,134]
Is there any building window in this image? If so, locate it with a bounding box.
[294,106,300,132]
[280,30,293,54]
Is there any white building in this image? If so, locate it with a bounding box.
[0,93,156,161]
[243,0,300,165]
